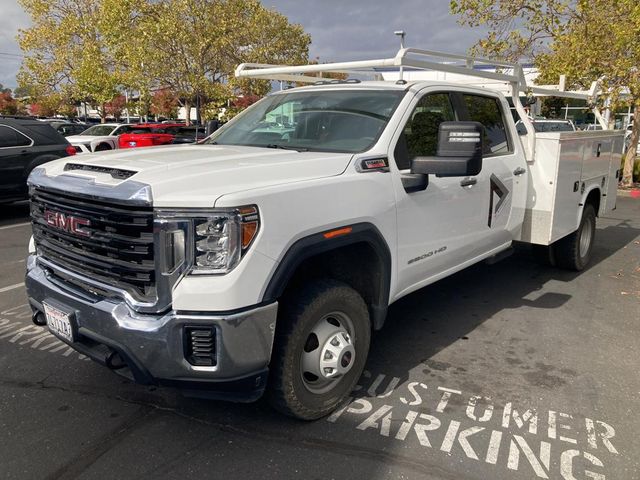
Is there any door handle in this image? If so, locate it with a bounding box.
[460,178,477,187]
[513,167,526,176]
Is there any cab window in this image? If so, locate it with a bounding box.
[461,94,511,155]
[394,93,456,170]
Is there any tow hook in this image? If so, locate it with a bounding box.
[105,350,127,370]
[32,311,46,326]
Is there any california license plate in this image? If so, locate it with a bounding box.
[43,302,74,343]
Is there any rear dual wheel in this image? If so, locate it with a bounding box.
[534,204,596,271]
[267,279,370,420]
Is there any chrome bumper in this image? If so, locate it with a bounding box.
[25,256,277,401]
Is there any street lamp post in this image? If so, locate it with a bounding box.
[394,30,406,81]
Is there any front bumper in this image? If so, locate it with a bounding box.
[26,256,278,402]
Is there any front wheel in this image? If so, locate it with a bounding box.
[267,279,371,420]
[555,204,596,271]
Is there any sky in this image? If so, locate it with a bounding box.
[0,0,488,90]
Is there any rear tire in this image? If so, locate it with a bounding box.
[555,204,596,271]
[94,143,111,151]
[267,279,370,420]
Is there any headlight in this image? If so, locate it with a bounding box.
[191,206,259,275]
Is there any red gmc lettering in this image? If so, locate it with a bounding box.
[44,210,91,237]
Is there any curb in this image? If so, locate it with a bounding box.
[617,189,640,198]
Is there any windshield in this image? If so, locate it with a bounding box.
[206,89,405,153]
[80,125,117,136]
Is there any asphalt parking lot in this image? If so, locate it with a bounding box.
[1,197,639,480]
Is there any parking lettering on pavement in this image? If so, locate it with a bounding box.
[327,372,620,480]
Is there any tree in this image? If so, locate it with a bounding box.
[150,89,179,118]
[451,0,640,186]
[18,0,123,123]
[0,91,18,115]
[105,95,126,120]
[118,0,310,124]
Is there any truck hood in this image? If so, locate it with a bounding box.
[40,144,353,207]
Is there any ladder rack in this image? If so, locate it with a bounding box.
[235,47,605,161]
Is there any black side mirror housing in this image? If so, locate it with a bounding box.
[411,121,484,177]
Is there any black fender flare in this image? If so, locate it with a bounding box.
[262,222,392,330]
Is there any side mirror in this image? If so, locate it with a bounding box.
[411,121,483,177]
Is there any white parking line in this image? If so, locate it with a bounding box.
[0,283,24,293]
[0,222,30,230]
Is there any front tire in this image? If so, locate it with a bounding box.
[555,204,596,271]
[267,279,371,420]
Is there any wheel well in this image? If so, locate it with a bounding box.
[280,242,388,330]
[94,143,111,151]
[584,188,601,216]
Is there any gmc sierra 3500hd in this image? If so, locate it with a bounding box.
[25,49,623,420]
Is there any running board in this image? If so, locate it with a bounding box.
[484,247,514,265]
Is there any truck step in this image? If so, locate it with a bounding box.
[484,247,514,265]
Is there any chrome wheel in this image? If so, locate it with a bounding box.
[579,215,594,259]
[300,311,356,394]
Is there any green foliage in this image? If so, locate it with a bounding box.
[18,0,122,121]
[17,0,311,124]
[450,0,640,186]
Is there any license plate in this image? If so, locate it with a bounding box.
[43,302,74,343]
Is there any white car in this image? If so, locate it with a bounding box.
[66,123,133,153]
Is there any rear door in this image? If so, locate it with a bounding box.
[0,125,34,200]
[454,90,527,247]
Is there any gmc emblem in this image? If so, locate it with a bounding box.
[44,209,91,237]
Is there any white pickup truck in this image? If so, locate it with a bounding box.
[25,49,623,420]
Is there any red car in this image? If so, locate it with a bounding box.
[118,123,184,149]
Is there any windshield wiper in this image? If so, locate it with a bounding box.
[265,143,309,152]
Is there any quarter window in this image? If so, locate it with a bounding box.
[462,94,511,155]
[0,126,31,148]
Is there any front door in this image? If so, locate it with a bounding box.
[389,89,526,301]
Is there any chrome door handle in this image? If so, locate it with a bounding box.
[460,178,477,187]
[513,167,526,176]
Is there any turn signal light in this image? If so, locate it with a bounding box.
[239,206,259,249]
[323,226,352,239]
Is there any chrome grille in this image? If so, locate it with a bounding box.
[30,187,156,304]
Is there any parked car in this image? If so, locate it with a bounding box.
[66,123,133,153]
[0,118,75,203]
[55,123,88,137]
[171,125,207,144]
[118,123,184,148]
